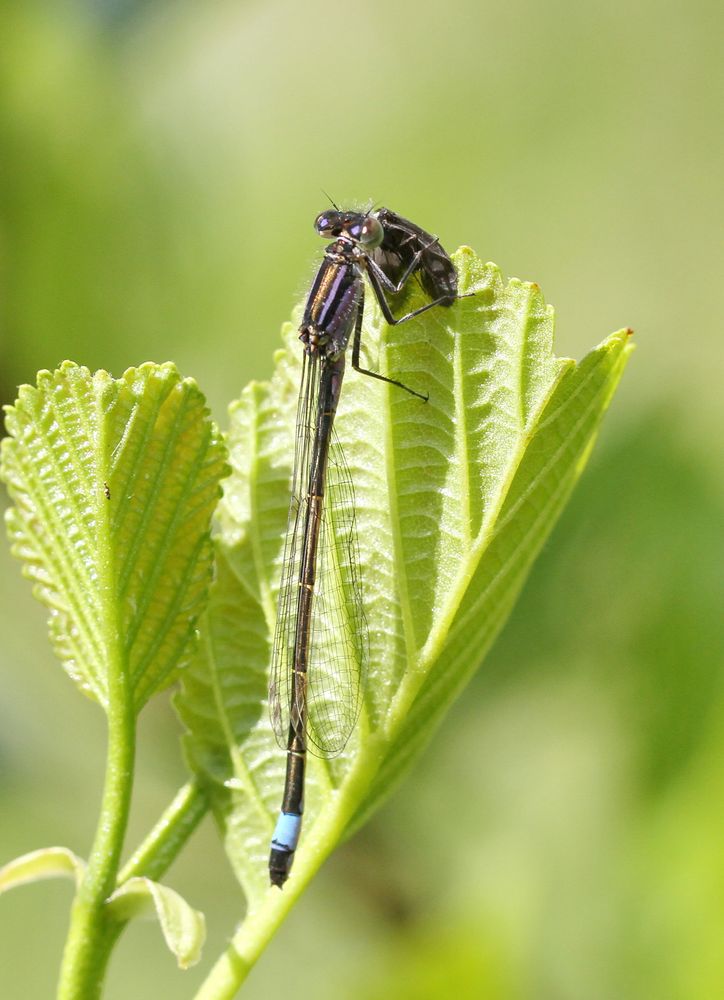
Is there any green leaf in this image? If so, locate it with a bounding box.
[0,847,86,894]
[1,362,228,711]
[106,877,206,969]
[176,250,632,976]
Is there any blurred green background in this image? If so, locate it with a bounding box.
[1,0,722,997]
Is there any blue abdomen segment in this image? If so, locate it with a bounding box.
[269,812,302,888]
[272,812,302,852]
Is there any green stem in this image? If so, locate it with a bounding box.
[192,890,299,1000]
[86,781,209,981]
[118,779,208,884]
[56,683,135,999]
[191,751,377,1000]
[191,858,312,1000]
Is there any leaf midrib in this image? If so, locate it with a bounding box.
[381,353,572,744]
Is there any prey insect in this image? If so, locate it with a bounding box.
[371,206,458,306]
[268,207,460,888]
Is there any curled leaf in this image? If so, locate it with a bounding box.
[107,877,206,969]
[0,846,86,894]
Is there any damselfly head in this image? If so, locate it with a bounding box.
[314,210,384,249]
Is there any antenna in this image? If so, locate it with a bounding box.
[320,189,340,211]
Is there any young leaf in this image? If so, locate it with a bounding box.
[0,847,86,894]
[1,362,228,712]
[176,251,632,978]
[106,877,206,969]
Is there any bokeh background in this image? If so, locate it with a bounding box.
[1,0,722,997]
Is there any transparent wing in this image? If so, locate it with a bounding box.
[269,352,317,750]
[269,354,368,758]
[304,422,368,756]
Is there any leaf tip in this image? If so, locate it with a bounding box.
[606,327,636,353]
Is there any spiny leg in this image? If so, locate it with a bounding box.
[351,284,428,402]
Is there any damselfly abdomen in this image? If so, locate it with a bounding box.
[268,207,459,888]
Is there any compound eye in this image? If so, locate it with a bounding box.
[315,211,344,237]
[314,212,332,236]
[359,216,384,248]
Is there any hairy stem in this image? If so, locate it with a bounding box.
[56,683,135,999]
[118,779,208,884]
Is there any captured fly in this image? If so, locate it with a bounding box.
[268,207,461,888]
[371,206,458,306]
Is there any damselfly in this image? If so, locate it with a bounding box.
[268,207,459,887]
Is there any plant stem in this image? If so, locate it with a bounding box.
[118,779,208,884]
[81,780,209,979]
[191,756,374,1000]
[56,679,135,997]
[192,867,307,1000]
